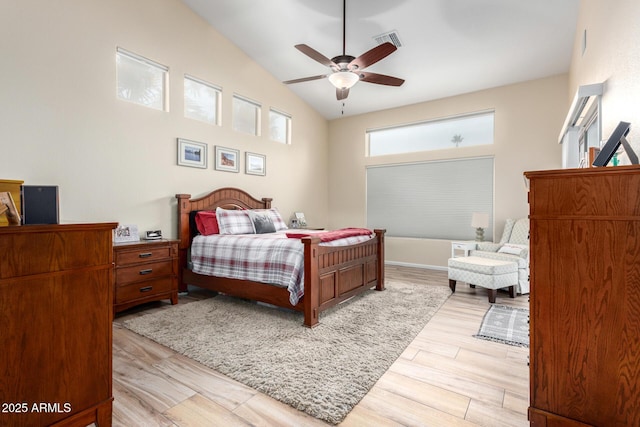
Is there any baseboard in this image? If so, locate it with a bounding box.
[385,261,447,272]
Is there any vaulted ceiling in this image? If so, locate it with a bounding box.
[182,0,580,119]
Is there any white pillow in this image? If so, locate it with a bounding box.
[498,243,527,255]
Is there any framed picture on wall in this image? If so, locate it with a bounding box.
[245,152,266,176]
[215,146,240,172]
[177,138,207,169]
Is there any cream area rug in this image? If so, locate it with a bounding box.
[123,281,451,424]
[474,304,530,347]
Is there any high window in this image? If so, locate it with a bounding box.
[269,109,291,144]
[184,75,221,125]
[233,95,261,136]
[116,47,168,111]
[368,111,494,156]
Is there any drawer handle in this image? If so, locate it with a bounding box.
[139,286,153,293]
[139,252,153,258]
[139,269,153,275]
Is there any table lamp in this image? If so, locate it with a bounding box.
[471,212,489,242]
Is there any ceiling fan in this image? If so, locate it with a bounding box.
[283,0,405,101]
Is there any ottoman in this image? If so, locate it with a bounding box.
[447,256,518,303]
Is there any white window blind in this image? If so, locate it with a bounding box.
[366,157,494,240]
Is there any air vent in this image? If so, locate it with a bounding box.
[374,30,402,48]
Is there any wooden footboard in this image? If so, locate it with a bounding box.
[302,230,385,326]
[176,188,385,327]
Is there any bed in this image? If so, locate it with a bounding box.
[176,187,385,327]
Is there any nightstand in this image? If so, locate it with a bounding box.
[113,239,179,314]
[451,241,477,258]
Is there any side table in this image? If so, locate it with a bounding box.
[451,240,477,258]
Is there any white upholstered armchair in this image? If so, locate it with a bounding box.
[469,218,530,294]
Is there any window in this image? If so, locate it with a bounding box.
[233,95,261,136]
[116,47,168,111]
[184,75,221,125]
[366,157,494,240]
[368,111,494,156]
[269,109,291,144]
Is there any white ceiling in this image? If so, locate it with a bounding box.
[181,0,580,120]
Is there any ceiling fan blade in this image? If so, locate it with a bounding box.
[283,74,328,84]
[349,42,397,71]
[295,44,337,68]
[336,87,349,101]
[359,71,405,87]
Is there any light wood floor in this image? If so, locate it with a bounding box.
[111,265,530,427]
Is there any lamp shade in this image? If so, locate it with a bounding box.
[471,212,489,229]
[328,71,359,89]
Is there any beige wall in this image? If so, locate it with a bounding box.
[569,0,640,157]
[328,75,568,268]
[0,0,329,237]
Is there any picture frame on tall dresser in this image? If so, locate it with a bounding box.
[0,191,20,225]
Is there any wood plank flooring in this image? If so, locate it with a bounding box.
[111,265,530,426]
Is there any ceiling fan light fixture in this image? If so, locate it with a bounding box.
[328,71,359,89]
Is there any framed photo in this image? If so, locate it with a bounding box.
[113,224,140,243]
[0,191,20,225]
[215,146,240,172]
[177,138,207,169]
[245,152,266,176]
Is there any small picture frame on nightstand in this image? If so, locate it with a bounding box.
[114,224,140,243]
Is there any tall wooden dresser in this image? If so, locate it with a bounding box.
[524,166,640,427]
[0,223,116,427]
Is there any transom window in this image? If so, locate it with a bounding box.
[184,75,221,125]
[233,95,261,136]
[367,111,494,156]
[269,109,291,144]
[116,47,168,111]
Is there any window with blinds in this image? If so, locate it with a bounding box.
[366,157,493,240]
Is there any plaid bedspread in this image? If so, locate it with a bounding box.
[190,230,372,305]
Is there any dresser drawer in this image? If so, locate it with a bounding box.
[116,246,172,265]
[116,260,173,284]
[115,277,173,303]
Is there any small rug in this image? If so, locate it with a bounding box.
[474,304,529,347]
[123,281,451,424]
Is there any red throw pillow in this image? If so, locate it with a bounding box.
[195,210,219,235]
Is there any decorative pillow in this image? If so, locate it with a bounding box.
[194,210,219,235]
[247,210,276,234]
[253,208,288,231]
[498,243,528,256]
[216,207,255,235]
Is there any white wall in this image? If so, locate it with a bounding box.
[0,0,329,237]
[328,75,568,268]
[569,0,640,158]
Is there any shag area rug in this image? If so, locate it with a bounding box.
[123,281,451,424]
[474,304,529,347]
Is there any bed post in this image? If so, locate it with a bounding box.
[375,229,386,291]
[302,235,321,328]
[175,194,192,293]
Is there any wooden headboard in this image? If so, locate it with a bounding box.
[175,187,272,251]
